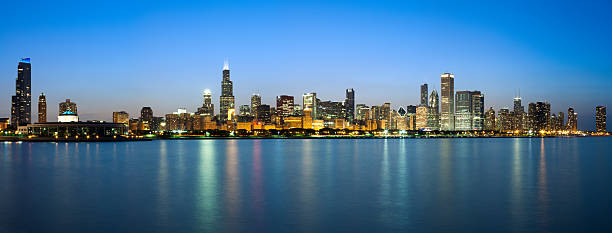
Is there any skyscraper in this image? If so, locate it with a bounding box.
[440,73,455,130]
[529,102,551,132]
[427,89,440,130]
[567,108,578,132]
[11,58,32,127]
[219,60,235,121]
[38,93,46,123]
[420,84,428,107]
[197,89,214,117]
[302,93,318,119]
[455,91,473,131]
[596,106,606,132]
[356,104,369,122]
[512,97,524,131]
[416,106,428,130]
[471,93,485,130]
[345,88,355,123]
[485,107,496,131]
[276,95,295,119]
[141,107,153,122]
[251,94,261,118]
[59,99,77,115]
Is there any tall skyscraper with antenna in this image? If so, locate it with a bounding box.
[219,60,235,121]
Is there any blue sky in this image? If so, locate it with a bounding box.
[1,0,611,130]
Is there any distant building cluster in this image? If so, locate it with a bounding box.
[2,58,608,136]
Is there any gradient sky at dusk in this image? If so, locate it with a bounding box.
[1,0,611,130]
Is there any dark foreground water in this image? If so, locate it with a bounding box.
[1,138,611,233]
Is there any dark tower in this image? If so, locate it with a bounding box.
[420,84,428,107]
[345,88,355,122]
[38,93,46,123]
[219,60,235,121]
[11,58,32,127]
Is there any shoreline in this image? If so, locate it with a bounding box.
[1,135,607,142]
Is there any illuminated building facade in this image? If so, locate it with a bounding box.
[427,89,440,130]
[251,94,261,118]
[319,101,344,120]
[440,73,455,130]
[498,108,511,132]
[528,102,551,132]
[276,95,295,119]
[11,58,32,127]
[197,90,214,117]
[59,99,77,115]
[416,106,428,130]
[567,108,578,132]
[219,60,235,121]
[471,93,484,130]
[302,93,317,119]
[113,111,129,124]
[141,107,153,122]
[455,91,482,130]
[38,93,46,123]
[256,104,271,123]
[58,111,79,122]
[512,97,524,131]
[485,107,496,131]
[596,106,606,132]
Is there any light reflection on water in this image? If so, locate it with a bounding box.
[0,138,609,233]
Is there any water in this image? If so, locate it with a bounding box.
[1,138,611,233]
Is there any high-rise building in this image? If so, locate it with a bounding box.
[302,93,317,119]
[239,105,251,116]
[528,102,551,132]
[141,107,153,122]
[485,107,496,131]
[197,89,214,117]
[59,99,77,115]
[512,97,525,131]
[356,104,369,122]
[472,93,485,130]
[596,106,606,132]
[427,89,440,130]
[38,93,46,123]
[416,106,428,130]
[498,108,512,132]
[567,107,578,132]
[251,94,261,118]
[455,91,473,131]
[11,58,32,127]
[113,111,130,124]
[256,104,271,123]
[219,60,235,121]
[420,84,428,107]
[319,101,344,120]
[276,95,295,119]
[440,73,455,130]
[345,88,355,122]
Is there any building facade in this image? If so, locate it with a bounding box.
[59,99,77,115]
[219,60,235,121]
[302,93,317,119]
[11,58,32,127]
[345,88,355,122]
[420,84,428,107]
[38,93,47,123]
[440,73,455,130]
[567,108,578,132]
[596,106,606,132]
[427,89,440,130]
[197,90,214,117]
[113,111,130,124]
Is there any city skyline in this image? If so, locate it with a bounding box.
[1,1,611,130]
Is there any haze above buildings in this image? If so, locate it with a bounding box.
[1,0,611,130]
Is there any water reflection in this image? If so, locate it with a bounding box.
[537,138,550,231]
[298,139,317,232]
[196,140,218,232]
[224,140,241,232]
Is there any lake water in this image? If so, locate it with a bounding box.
[1,138,611,233]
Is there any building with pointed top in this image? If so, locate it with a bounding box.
[219,60,235,121]
[440,73,455,130]
[11,58,32,127]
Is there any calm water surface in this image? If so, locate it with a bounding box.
[1,138,611,233]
